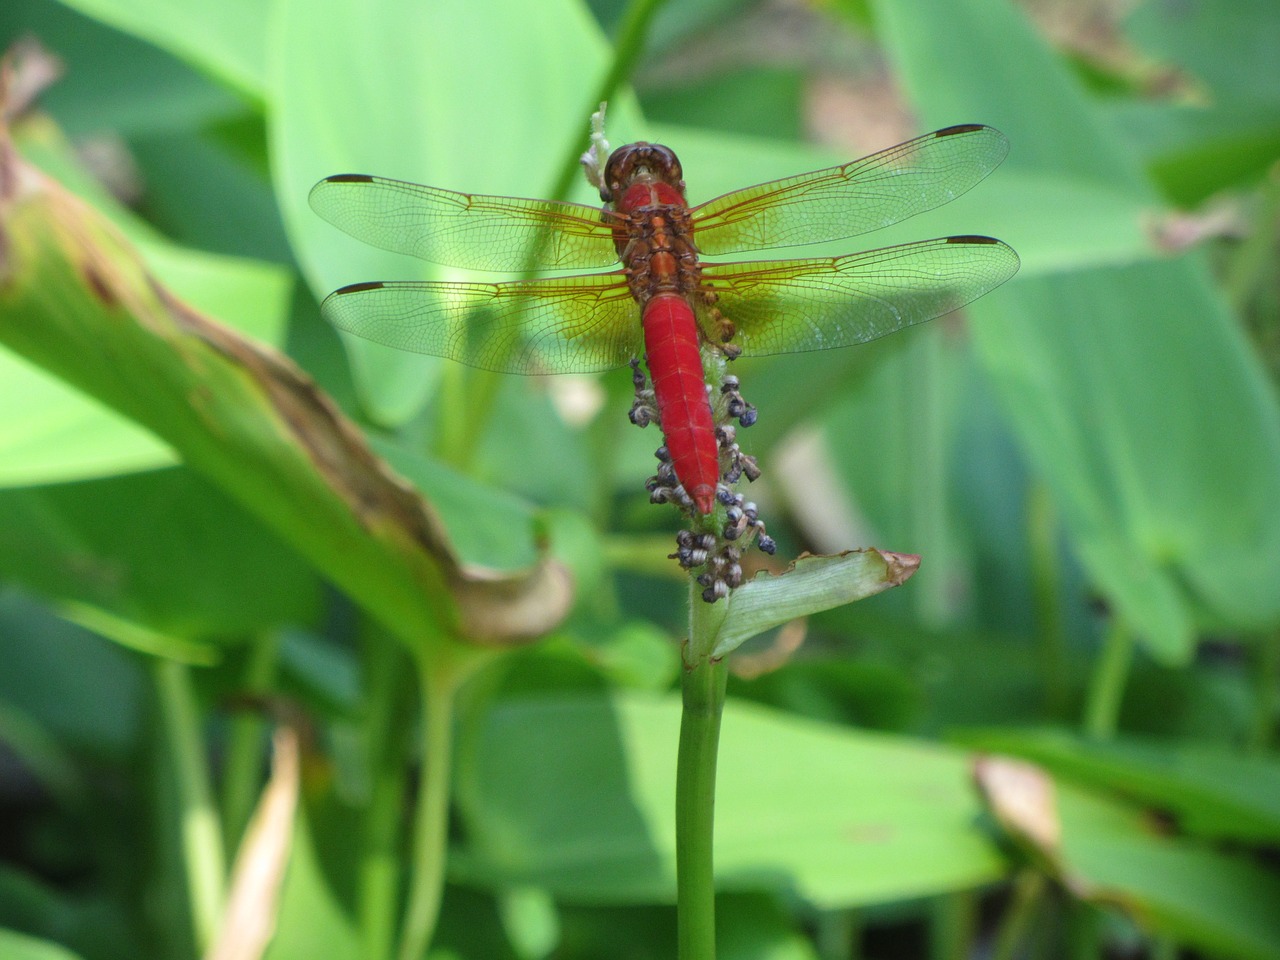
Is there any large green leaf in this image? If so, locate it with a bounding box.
[0,929,85,960]
[875,0,1280,660]
[272,0,633,423]
[0,347,174,485]
[981,761,1280,959]
[0,115,291,487]
[454,694,1005,907]
[3,0,245,136]
[959,727,1280,844]
[261,809,360,960]
[52,0,268,97]
[0,468,321,641]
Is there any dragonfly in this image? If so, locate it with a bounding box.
[310,124,1019,514]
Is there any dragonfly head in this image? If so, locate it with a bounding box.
[599,142,685,205]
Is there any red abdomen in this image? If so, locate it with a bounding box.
[643,294,718,514]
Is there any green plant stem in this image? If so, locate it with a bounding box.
[360,638,411,960]
[220,631,281,854]
[154,659,225,953]
[929,891,978,960]
[1249,630,1279,753]
[991,871,1045,960]
[1224,168,1280,313]
[397,652,471,960]
[1067,901,1105,960]
[547,0,671,202]
[676,585,729,960]
[815,909,861,960]
[1083,619,1133,740]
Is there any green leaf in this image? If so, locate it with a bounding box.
[1,115,291,486]
[718,893,822,960]
[1,0,245,136]
[0,929,86,960]
[0,347,175,485]
[1124,0,1280,108]
[977,264,1280,656]
[370,437,540,572]
[642,67,806,141]
[712,550,920,658]
[0,467,320,644]
[981,761,1280,959]
[454,694,1006,907]
[261,808,360,960]
[875,0,1280,660]
[52,0,268,97]
[958,727,1280,844]
[0,590,143,753]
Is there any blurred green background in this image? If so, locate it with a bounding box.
[1,0,1279,958]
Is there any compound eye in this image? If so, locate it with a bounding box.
[653,145,682,181]
[603,144,640,195]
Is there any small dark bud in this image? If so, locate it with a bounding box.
[726,564,743,588]
[687,549,708,567]
[716,486,736,505]
[655,445,670,462]
[675,530,696,548]
[758,535,776,555]
[738,408,757,428]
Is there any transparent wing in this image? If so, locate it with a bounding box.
[321,273,641,375]
[698,236,1019,356]
[309,175,621,272]
[690,125,1009,256]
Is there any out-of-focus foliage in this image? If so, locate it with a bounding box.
[0,0,1278,958]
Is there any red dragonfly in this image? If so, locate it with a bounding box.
[310,124,1018,514]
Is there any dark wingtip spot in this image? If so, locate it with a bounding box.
[335,280,385,294]
[946,235,1001,245]
[936,124,986,137]
[324,173,376,184]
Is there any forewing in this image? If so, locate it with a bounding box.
[322,273,641,375]
[699,237,1019,356]
[691,125,1009,256]
[309,175,621,272]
